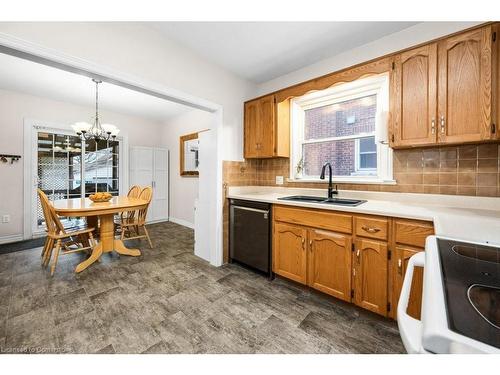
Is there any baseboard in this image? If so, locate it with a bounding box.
[0,234,24,245]
[146,218,170,225]
[169,217,195,229]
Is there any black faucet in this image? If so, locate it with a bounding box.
[320,162,338,199]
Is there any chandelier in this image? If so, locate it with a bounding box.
[71,79,120,142]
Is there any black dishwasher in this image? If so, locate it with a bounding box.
[229,199,272,277]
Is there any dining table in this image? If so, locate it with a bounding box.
[52,196,149,273]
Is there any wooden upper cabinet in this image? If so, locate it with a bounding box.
[273,222,307,284]
[390,24,497,148]
[353,238,388,316]
[391,43,438,148]
[244,99,260,158]
[244,94,290,159]
[258,95,276,156]
[394,246,424,320]
[307,229,352,302]
[244,94,275,158]
[438,26,495,144]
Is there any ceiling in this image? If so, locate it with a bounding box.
[150,22,419,83]
[0,52,191,123]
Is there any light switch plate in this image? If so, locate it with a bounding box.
[2,215,10,223]
[275,176,284,185]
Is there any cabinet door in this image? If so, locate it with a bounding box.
[244,99,260,158]
[353,239,388,316]
[391,44,438,147]
[438,26,494,144]
[393,246,424,320]
[273,222,307,284]
[308,229,352,302]
[258,94,276,157]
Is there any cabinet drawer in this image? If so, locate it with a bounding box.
[354,215,388,240]
[394,219,434,248]
[274,205,352,234]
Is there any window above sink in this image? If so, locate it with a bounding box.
[290,73,395,185]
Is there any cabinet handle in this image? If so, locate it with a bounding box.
[353,268,356,277]
[398,259,402,274]
[356,249,360,263]
[431,118,436,134]
[361,226,380,233]
[301,237,305,250]
[309,240,313,252]
[440,116,445,134]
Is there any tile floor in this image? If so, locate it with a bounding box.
[0,222,405,354]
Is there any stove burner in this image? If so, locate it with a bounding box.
[468,284,500,330]
[452,244,500,264]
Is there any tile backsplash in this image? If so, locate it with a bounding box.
[222,144,500,262]
[223,143,500,197]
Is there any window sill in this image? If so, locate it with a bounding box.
[287,177,397,185]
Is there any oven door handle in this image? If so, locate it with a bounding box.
[397,251,425,354]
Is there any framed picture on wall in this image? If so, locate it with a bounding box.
[180,132,199,177]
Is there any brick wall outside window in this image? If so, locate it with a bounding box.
[302,95,377,176]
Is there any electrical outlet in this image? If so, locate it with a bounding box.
[2,215,10,223]
[275,176,284,185]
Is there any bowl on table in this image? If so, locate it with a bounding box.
[89,192,113,202]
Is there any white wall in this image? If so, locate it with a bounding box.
[0,22,258,161]
[257,22,482,95]
[0,88,164,239]
[160,109,214,227]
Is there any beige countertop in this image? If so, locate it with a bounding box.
[227,186,500,246]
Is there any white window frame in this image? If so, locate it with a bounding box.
[290,73,394,184]
[354,137,377,173]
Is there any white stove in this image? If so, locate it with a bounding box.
[397,235,499,354]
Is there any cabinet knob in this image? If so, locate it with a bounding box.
[440,116,446,134]
[431,118,436,134]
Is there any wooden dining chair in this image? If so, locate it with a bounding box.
[38,189,96,276]
[117,185,141,223]
[117,186,153,248]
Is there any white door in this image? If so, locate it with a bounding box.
[130,146,169,223]
[152,148,169,222]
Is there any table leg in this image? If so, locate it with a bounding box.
[113,239,141,256]
[75,242,103,273]
[75,213,141,273]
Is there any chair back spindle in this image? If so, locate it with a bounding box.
[38,189,63,235]
[137,186,153,224]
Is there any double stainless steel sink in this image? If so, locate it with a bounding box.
[277,195,366,206]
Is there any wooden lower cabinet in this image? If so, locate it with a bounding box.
[353,238,388,316]
[272,205,433,319]
[273,222,307,284]
[308,229,352,302]
[393,246,424,320]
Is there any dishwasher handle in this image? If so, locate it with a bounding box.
[232,205,269,219]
